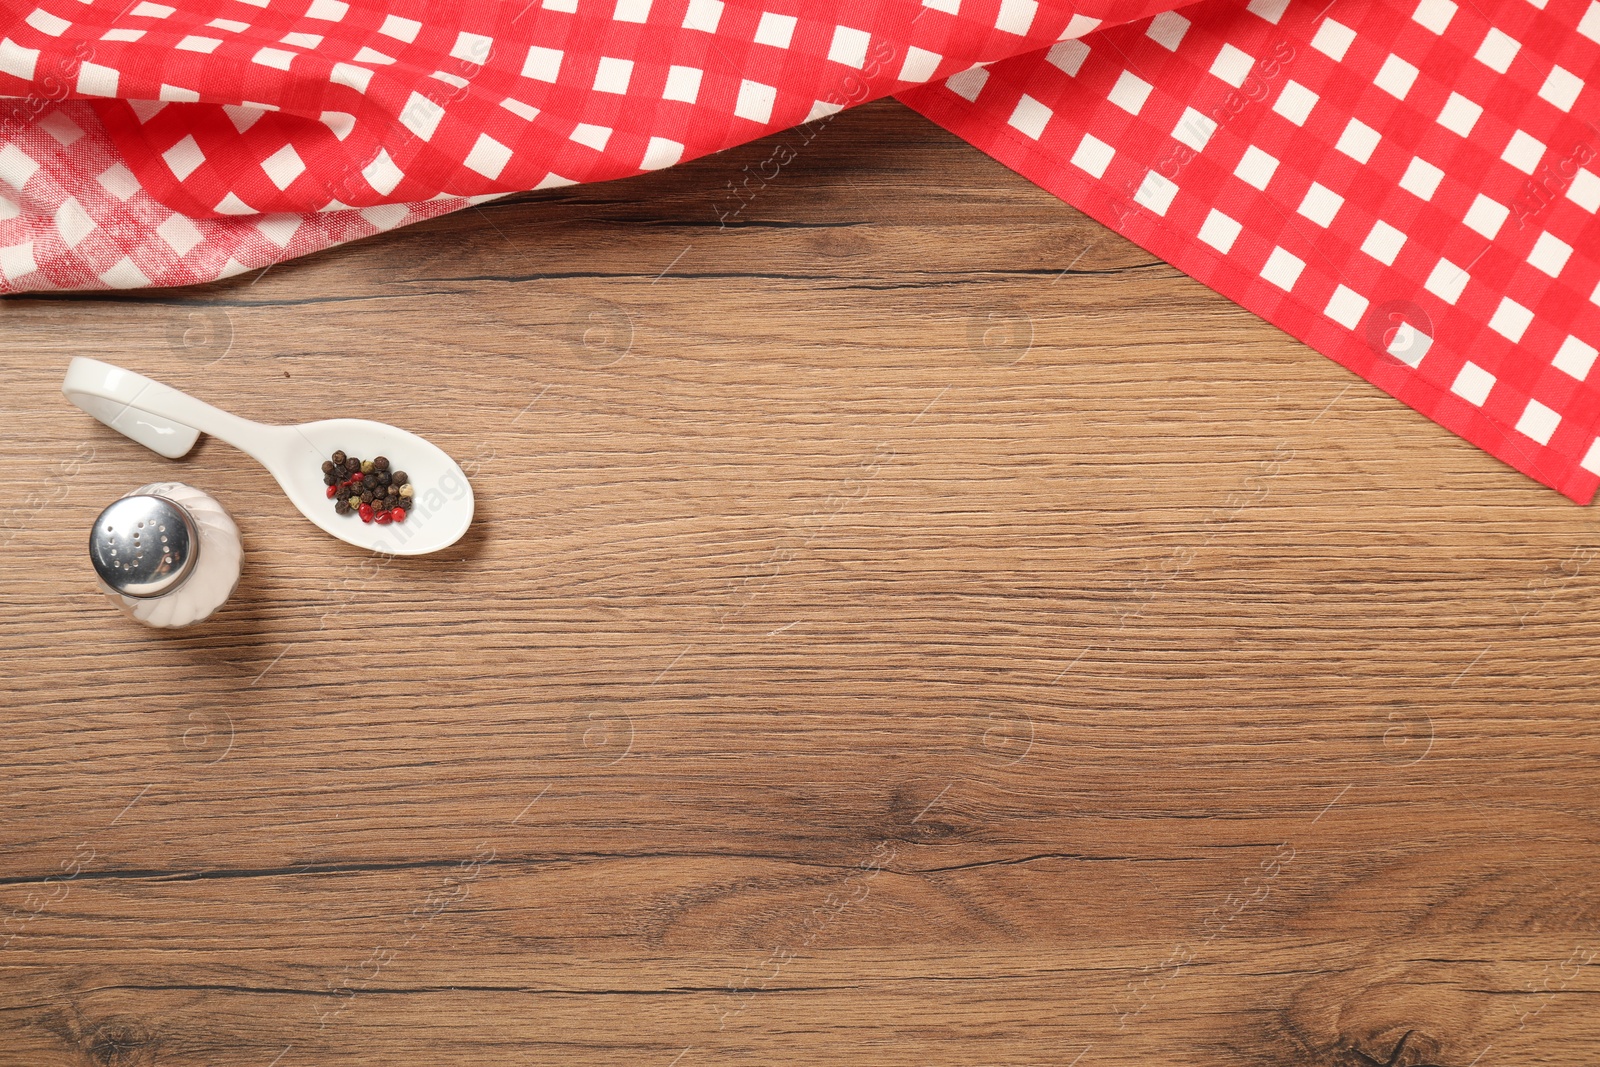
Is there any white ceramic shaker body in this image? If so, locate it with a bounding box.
[90,482,243,628]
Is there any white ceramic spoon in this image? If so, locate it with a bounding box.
[62,357,474,556]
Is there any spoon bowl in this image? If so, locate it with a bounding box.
[62,357,474,556]
[284,418,474,555]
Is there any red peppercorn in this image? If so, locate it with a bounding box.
[350,472,364,484]
[326,485,337,498]
[375,510,393,525]
[391,507,407,523]
[358,503,373,523]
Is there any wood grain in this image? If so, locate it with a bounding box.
[2,99,1599,1067]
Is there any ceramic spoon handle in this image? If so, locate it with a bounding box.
[62,357,290,462]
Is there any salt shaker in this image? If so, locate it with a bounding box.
[89,482,242,628]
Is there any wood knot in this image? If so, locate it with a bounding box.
[1341,1029,1452,1067]
[85,1020,158,1067]
[887,781,971,844]
[39,1007,160,1067]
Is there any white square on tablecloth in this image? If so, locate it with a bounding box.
[260,144,305,189]
[1553,336,1598,380]
[1528,232,1573,277]
[1501,130,1546,174]
[734,80,777,123]
[1325,284,1369,328]
[1198,209,1242,252]
[570,122,612,150]
[1108,70,1153,115]
[1488,297,1534,342]
[1173,107,1216,151]
[1412,0,1456,33]
[522,45,562,81]
[1070,133,1114,177]
[663,65,702,102]
[1008,94,1052,138]
[996,0,1037,35]
[1235,145,1278,190]
[1210,44,1253,87]
[1336,118,1380,162]
[828,26,871,68]
[1424,258,1469,304]
[1273,81,1317,125]
[1311,18,1355,60]
[1134,170,1178,215]
[1047,40,1088,75]
[1298,182,1343,226]
[1261,247,1305,291]
[1437,92,1481,136]
[1463,194,1509,238]
[161,134,204,180]
[464,134,513,179]
[900,46,941,82]
[1475,28,1520,72]
[1565,170,1600,214]
[1451,362,1495,405]
[1146,11,1189,51]
[755,13,796,47]
[1539,65,1582,111]
[593,56,633,93]
[1362,220,1406,265]
[1516,399,1561,444]
[1374,54,1418,98]
[1399,157,1445,200]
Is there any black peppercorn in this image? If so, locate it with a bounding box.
[322,448,416,524]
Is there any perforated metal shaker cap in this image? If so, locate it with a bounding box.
[89,493,199,598]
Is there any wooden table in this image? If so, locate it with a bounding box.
[4,100,1598,1067]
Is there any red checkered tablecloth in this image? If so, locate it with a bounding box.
[2,0,1597,499]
